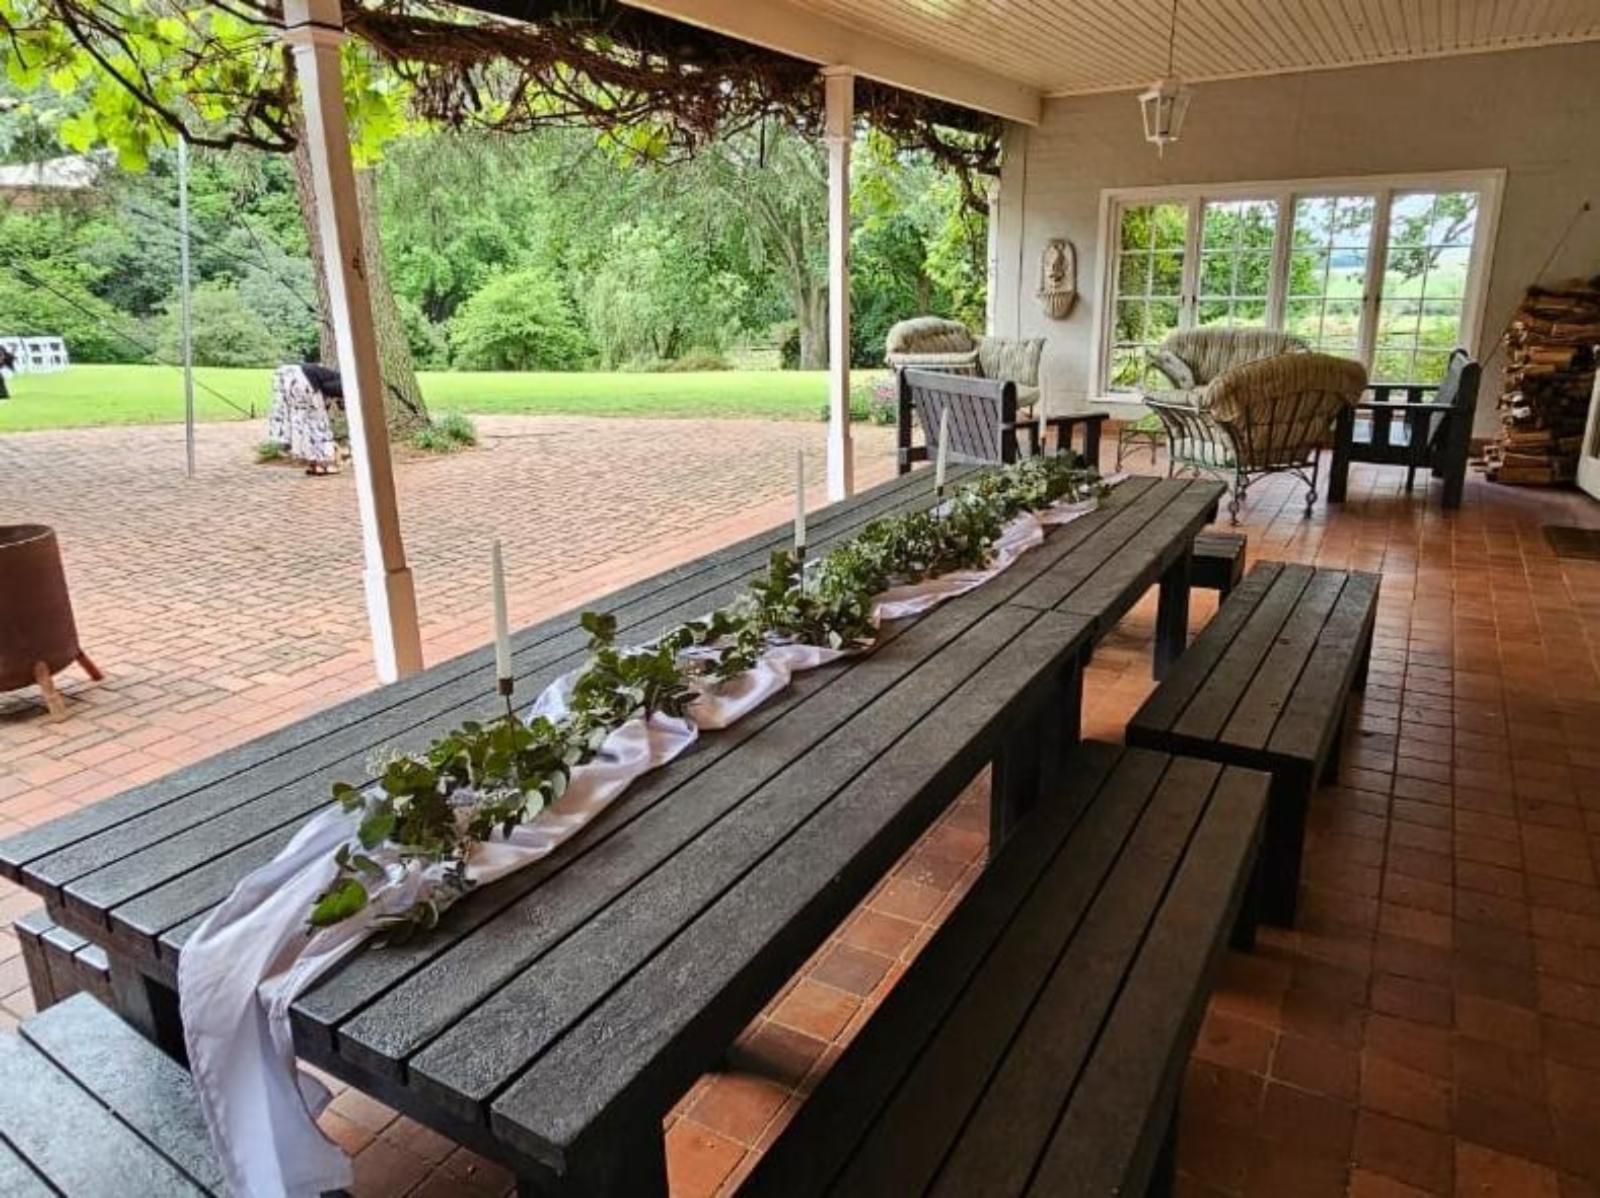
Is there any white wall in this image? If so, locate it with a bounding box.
[993,42,1600,434]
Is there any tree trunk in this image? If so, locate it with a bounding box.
[797,284,828,369]
[289,124,429,436]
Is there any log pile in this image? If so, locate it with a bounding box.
[1486,277,1600,486]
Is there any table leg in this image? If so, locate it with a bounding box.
[1154,551,1192,681]
[1083,418,1103,472]
[533,1131,668,1198]
[991,652,1082,845]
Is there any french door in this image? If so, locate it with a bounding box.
[1098,172,1502,397]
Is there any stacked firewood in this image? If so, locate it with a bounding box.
[1485,277,1600,485]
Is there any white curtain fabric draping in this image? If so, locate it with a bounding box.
[178,484,1116,1197]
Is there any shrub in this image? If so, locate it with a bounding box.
[396,294,450,369]
[411,412,478,453]
[159,282,285,367]
[449,267,591,371]
[658,350,731,373]
[814,373,897,424]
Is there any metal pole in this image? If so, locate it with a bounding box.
[177,135,196,478]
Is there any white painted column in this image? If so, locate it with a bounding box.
[283,0,423,682]
[823,67,855,501]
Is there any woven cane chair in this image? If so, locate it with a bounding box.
[1147,352,1367,524]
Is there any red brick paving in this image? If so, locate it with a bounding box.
[6,425,1600,1196]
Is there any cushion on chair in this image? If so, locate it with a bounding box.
[1148,348,1197,390]
[885,317,978,366]
[977,336,1045,387]
[1159,329,1310,385]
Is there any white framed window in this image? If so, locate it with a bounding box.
[1089,170,1503,397]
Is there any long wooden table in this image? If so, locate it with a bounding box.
[0,469,1222,1196]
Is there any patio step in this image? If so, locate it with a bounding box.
[13,908,112,1011]
[3,993,225,1195]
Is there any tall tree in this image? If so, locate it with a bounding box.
[2,3,428,433]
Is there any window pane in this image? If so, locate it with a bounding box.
[1197,199,1277,328]
[1149,252,1184,296]
[1115,300,1147,343]
[1106,201,1190,393]
[1147,299,1182,340]
[1375,191,1479,382]
[1330,196,1375,249]
[1200,252,1233,296]
[1288,193,1376,356]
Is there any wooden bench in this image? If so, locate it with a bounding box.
[1192,531,1245,599]
[896,368,1027,473]
[1126,561,1379,930]
[15,907,112,1011]
[743,741,1269,1198]
[0,993,226,1196]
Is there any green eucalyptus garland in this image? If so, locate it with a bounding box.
[309,455,1105,933]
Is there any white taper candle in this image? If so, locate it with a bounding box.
[794,449,807,552]
[491,539,512,682]
[935,407,949,492]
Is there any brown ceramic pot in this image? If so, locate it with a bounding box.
[0,524,84,691]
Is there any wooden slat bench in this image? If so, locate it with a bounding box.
[743,741,1269,1198]
[0,993,225,1196]
[15,907,112,1011]
[1192,531,1246,599]
[1126,561,1379,930]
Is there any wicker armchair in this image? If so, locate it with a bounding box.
[1148,352,1367,524]
[1148,328,1310,394]
[885,317,1045,413]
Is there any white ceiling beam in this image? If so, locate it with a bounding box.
[619,0,1043,125]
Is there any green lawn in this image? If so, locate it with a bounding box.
[0,364,840,432]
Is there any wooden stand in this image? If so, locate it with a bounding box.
[30,652,102,720]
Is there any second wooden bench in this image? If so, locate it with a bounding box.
[743,741,1269,1198]
[1126,560,1379,931]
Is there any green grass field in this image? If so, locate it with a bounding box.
[0,365,841,433]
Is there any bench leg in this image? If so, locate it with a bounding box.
[106,954,188,1064]
[1230,868,1261,952]
[1145,1100,1179,1198]
[1154,551,1192,681]
[1084,419,1103,472]
[1259,767,1313,927]
[1321,712,1347,786]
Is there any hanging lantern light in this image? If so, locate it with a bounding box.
[1139,0,1192,155]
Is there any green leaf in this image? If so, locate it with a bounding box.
[358,809,396,850]
[309,879,369,928]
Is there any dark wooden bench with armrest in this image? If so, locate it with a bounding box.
[742,741,1269,1198]
[897,368,1034,473]
[1126,561,1378,935]
[0,993,227,1196]
[1328,349,1480,509]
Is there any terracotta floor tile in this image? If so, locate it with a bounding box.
[1355,1109,1456,1193]
[1361,1053,1452,1129]
[1272,1031,1361,1103]
[1455,1141,1562,1198]
[664,1119,745,1198]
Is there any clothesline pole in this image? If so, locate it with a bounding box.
[281,0,424,683]
[177,134,195,479]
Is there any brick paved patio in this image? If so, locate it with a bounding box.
[0,416,895,832]
[6,428,1600,1197]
